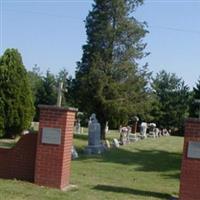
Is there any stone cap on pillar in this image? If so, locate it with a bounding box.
[184,118,200,136]
[38,105,78,112]
[185,118,200,127]
[185,118,200,123]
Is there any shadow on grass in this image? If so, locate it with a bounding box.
[76,147,182,173]
[93,184,172,199]
[101,148,182,172]
[162,172,180,180]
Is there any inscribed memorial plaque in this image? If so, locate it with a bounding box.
[42,128,61,145]
[187,141,200,159]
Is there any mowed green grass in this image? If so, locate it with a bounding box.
[0,131,183,200]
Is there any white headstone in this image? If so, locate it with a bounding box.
[75,119,81,134]
[71,146,78,160]
[113,138,120,148]
[140,122,147,139]
[105,140,111,149]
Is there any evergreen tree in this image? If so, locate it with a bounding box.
[74,0,150,139]
[28,65,42,99]
[190,79,200,118]
[0,49,34,137]
[152,70,191,131]
[66,75,76,107]
[35,70,57,107]
[27,65,43,121]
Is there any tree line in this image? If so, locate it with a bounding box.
[0,48,199,138]
[0,0,199,138]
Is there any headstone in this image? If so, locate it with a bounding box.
[119,126,127,145]
[88,116,92,127]
[22,130,29,135]
[162,128,169,136]
[119,126,130,145]
[148,123,156,138]
[71,146,78,160]
[155,128,160,137]
[104,140,111,149]
[75,119,81,134]
[140,122,147,139]
[131,116,139,133]
[113,138,120,148]
[129,133,139,142]
[105,121,109,134]
[85,113,105,154]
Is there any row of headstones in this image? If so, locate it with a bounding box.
[72,114,171,158]
[139,122,170,138]
[74,116,109,135]
[119,122,170,145]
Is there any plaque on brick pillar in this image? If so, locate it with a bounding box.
[179,118,200,200]
[187,141,200,159]
[35,105,78,190]
[42,128,61,145]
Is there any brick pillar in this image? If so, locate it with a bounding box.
[179,118,200,200]
[34,105,77,190]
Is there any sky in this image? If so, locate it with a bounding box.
[0,0,200,89]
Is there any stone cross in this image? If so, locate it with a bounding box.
[56,82,67,107]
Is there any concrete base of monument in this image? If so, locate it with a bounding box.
[84,144,105,155]
[62,184,78,192]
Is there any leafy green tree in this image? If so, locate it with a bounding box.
[152,70,191,131]
[189,79,200,118]
[0,49,34,137]
[74,0,150,139]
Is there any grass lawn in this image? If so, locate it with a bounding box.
[0,130,183,200]
[0,137,19,148]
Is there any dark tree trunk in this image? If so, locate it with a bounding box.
[101,123,106,140]
[131,121,138,133]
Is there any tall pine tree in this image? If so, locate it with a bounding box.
[74,0,150,139]
[190,79,200,118]
[0,49,34,137]
[152,70,191,131]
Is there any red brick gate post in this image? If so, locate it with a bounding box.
[179,118,200,200]
[34,105,77,190]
